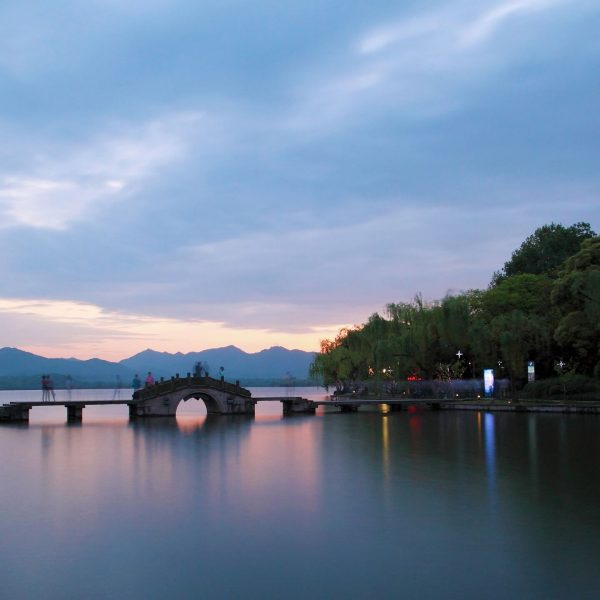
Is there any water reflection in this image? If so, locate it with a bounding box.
[1,404,600,598]
[176,415,207,434]
[528,416,539,496]
[484,412,497,505]
[381,414,389,487]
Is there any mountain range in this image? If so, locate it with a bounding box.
[0,346,317,388]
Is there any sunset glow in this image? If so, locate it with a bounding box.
[0,298,346,360]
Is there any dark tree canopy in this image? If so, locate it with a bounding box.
[481,273,554,320]
[551,237,600,376]
[492,222,596,285]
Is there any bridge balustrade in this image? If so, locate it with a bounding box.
[133,375,251,401]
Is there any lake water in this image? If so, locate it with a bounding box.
[1,387,599,599]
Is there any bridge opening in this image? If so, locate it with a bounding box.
[176,392,221,417]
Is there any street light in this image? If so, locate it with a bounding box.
[556,359,567,401]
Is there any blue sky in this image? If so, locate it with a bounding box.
[0,0,599,359]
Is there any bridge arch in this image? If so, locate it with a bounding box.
[180,392,222,415]
[130,377,255,417]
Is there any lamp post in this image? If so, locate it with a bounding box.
[556,360,566,401]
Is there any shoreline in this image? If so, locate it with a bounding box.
[443,400,600,414]
[328,395,600,414]
[440,402,600,414]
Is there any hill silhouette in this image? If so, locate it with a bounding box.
[0,346,316,389]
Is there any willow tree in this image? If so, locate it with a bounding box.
[438,293,476,374]
[309,323,379,390]
[386,295,442,379]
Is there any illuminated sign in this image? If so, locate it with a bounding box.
[484,369,494,397]
[527,361,535,382]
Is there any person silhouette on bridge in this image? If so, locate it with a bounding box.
[46,375,56,401]
[41,375,49,402]
[145,372,155,387]
[112,374,122,399]
[132,374,141,390]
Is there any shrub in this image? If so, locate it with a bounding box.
[521,374,600,400]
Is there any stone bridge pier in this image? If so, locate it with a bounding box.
[282,398,317,415]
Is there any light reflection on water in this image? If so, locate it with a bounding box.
[1,389,600,599]
[485,412,497,505]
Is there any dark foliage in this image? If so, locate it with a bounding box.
[491,222,595,285]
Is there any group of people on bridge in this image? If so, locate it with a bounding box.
[130,365,225,391]
[131,372,156,391]
[40,375,56,402]
[39,365,226,403]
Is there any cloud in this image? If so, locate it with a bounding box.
[460,0,564,46]
[287,0,587,132]
[0,297,344,360]
[0,112,201,230]
[358,14,447,56]
[360,0,569,54]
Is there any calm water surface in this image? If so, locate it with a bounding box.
[1,387,599,599]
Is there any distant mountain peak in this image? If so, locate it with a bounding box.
[118,345,315,379]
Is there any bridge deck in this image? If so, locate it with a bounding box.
[6,400,135,407]
[318,397,449,405]
[250,397,431,404]
[5,396,449,407]
[252,397,307,401]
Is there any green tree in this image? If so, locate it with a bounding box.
[481,274,554,319]
[490,310,550,398]
[492,222,595,285]
[552,237,600,376]
[477,274,557,377]
[386,295,443,379]
[309,319,391,390]
[439,294,472,351]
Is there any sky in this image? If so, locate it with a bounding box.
[0,0,599,361]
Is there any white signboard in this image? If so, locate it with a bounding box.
[484,369,494,397]
[527,361,535,382]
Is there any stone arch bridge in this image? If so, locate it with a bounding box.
[130,375,258,417]
[0,375,317,422]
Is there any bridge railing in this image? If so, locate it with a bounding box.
[133,374,251,400]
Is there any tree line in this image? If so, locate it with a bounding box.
[310,222,599,397]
